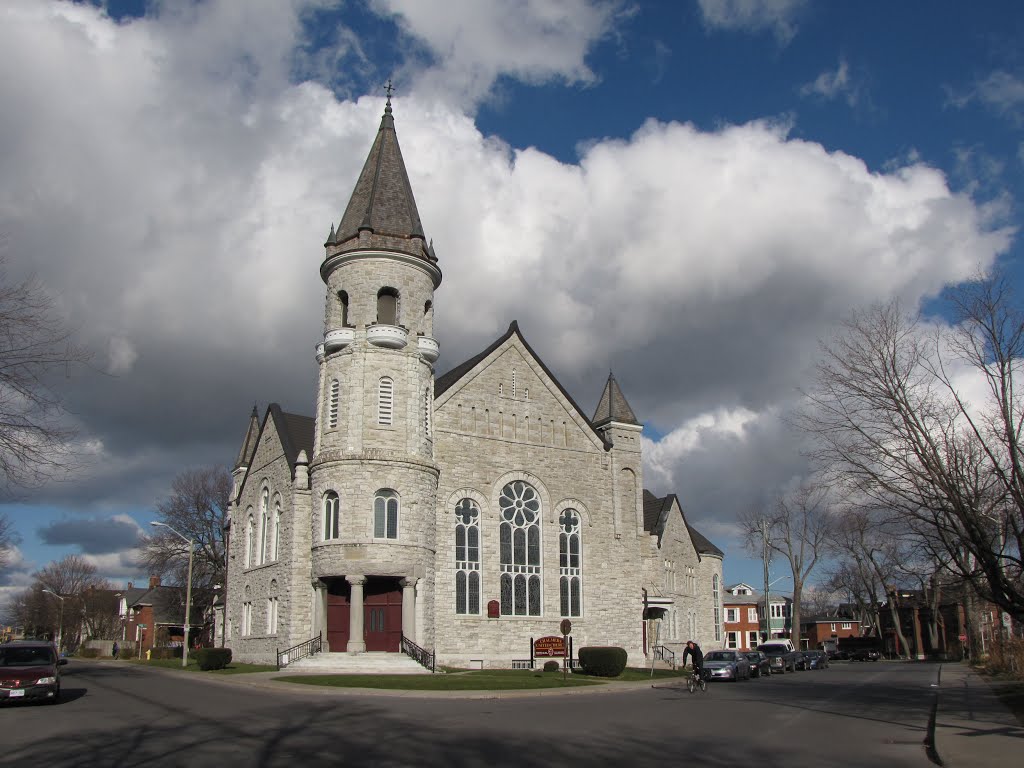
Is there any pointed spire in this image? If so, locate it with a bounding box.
[327,87,434,264]
[234,405,262,470]
[592,371,640,428]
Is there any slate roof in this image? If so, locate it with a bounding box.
[592,372,640,427]
[269,404,314,468]
[642,488,724,559]
[124,586,204,626]
[326,99,436,266]
[234,405,260,470]
[687,522,724,558]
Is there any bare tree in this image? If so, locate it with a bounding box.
[141,466,230,601]
[10,554,109,650]
[0,511,14,570]
[0,261,91,493]
[798,279,1024,621]
[741,479,833,648]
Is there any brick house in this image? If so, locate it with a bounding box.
[118,577,205,656]
[724,582,761,650]
[801,615,861,650]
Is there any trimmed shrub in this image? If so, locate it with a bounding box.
[578,646,628,678]
[543,660,560,672]
[78,647,101,659]
[194,648,232,671]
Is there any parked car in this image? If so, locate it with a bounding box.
[849,648,881,662]
[703,650,752,681]
[744,650,771,678]
[806,650,829,669]
[758,642,799,673]
[793,651,812,670]
[0,641,66,704]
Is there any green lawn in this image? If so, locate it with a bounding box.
[125,658,278,674]
[275,666,685,690]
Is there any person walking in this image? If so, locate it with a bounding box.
[112,641,119,660]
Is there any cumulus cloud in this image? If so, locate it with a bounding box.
[37,515,146,555]
[0,1,1013,572]
[799,58,866,110]
[696,0,807,44]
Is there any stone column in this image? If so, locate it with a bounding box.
[347,575,366,654]
[310,580,324,647]
[400,577,417,645]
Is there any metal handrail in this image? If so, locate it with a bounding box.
[653,644,676,669]
[400,634,436,673]
[277,631,322,670]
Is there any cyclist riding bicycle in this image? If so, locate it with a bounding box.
[682,640,704,683]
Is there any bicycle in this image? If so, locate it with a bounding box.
[686,666,707,693]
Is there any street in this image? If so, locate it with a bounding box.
[1,661,940,767]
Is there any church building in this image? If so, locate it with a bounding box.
[224,98,724,669]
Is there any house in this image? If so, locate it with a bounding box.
[223,99,725,668]
[801,615,861,651]
[118,577,205,656]
[723,583,761,650]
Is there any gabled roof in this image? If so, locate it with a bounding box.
[124,586,204,626]
[642,489,675,534]
[687,522,724,558]
[234,405,261,470]
[268,404,314,471]
[435,321,612,450]
[592,371,640,428]
[326,99,436,265]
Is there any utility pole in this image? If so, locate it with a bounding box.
[761,519,772,641]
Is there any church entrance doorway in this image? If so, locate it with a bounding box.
[325,578,350,652]
[364,577,403,652]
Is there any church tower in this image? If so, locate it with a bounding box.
[309,95,441,653]
[592,372,645,538]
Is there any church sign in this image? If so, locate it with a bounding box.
[534,635,566,657]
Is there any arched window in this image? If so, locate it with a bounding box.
[271,497,281,561]
[498,481,541,616]
[423,300,433,326]
[378,377,394,425]
[558,509,582,617]
[329,379,340,429]
[244,510,254,568]
[242,586,252,636]
[374,489,399,539]
[713,574,722,642]
[377,287,399,325]
[259,488,270,565]
[267,580,278,635]
[455,499,480,615]
[338,290,349,326]
[323,491,340,540]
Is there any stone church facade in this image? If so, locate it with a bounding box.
[223,100,723,668]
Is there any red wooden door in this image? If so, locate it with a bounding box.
[364,578,402,652]
[325,580,350,653]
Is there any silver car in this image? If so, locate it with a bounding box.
[702,650,751,681]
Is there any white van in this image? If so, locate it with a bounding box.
[761,638,795,652]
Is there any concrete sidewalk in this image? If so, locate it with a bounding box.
[934,663,1023,767]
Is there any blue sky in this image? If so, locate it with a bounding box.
[1,0,1022,608]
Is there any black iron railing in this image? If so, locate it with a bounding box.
[277,631,322,670]
[400,634,436,672]
[653,644,676,669]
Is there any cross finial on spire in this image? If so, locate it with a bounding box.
[384,79,395,114]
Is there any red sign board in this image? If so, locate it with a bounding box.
[534,635,566,657]
[958,634,968,643]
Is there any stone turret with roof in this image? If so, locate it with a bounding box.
[592,371,644,538]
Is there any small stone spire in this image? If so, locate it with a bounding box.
[592,371,640,428]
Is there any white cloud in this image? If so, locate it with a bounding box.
[107,337,139,375]
[948,70,1024,124]
[800,58,863,109]
[374,0,620,109]
[697,0,807,43]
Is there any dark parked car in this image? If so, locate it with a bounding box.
[703,650,752,681]
[758,642,799,673]
[806,650,829,669]
[744,650,771,678]
[0,641,66,704]
[850,648,881,662]
[793,651,812,670]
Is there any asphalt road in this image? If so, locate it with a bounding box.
[1,661,940,767]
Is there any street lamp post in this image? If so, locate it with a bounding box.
[150,522,195,668]
[41,589,65,653]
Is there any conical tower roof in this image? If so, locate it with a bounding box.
[592,372,640,428]
[325,97,437,266]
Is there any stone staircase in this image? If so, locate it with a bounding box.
[282,651,433,675]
